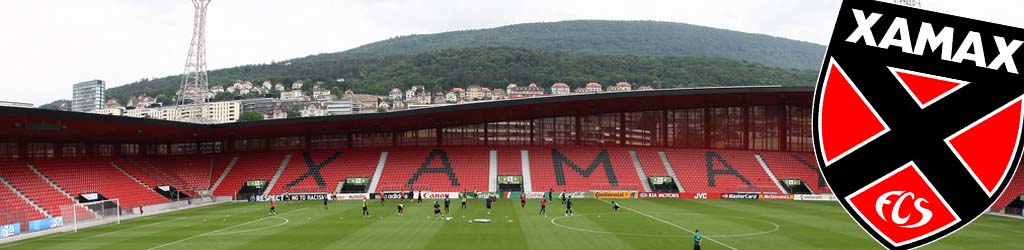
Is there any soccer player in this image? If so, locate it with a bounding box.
[444,195,451,214]
[547,188,554,202]
[612,201,620,212]
[380,192,386,206]
[433,201,442,220]
[362,198,371,218]
[460,192,468,210]
[694,229,703,250]
[485,194,494,215]
[269,198,277,216]
[560,190,566,204]
[564,197,573,216]
[397,202,405,216]
[520,192,526,208]
[539,197,547,215]
[417,191,423,206]
[323,195,329,211]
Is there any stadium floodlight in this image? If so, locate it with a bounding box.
[60,199,121,233]
[176,0,213,124]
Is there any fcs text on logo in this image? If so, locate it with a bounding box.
[875,191,932,228]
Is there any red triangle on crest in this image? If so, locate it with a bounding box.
[890,67,970,108]
[946,96,1024,197]
[818,59,890,166]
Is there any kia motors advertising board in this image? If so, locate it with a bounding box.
[637,192,680,198]
[814,1,1024,248]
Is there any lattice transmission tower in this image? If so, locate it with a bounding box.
[176,0,212,123]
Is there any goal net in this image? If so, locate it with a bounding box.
[59,198,121,232]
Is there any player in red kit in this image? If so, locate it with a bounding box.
[269,199,277,216]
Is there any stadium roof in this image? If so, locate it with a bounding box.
[0,86,813,143]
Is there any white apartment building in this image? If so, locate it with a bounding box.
[0,101,33,108]
[551,82,571,95]
[92,107,125,116]
[72,80,105,112]
[585,82,603,93]
[202,101,240,123]
[312,89,333,101]
[326,100,354,115]
[389,88,403,100]
[120,101,239,124]
[280,90,306,101]
[125,107,159,119]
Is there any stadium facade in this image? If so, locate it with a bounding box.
[2,86,1021,237]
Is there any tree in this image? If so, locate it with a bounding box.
[212,92,236,102]
[238,111,264,122]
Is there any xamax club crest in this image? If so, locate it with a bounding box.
[812,1,1024,249]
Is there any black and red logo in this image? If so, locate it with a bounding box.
[813,1,1024,249]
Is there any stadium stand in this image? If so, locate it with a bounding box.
[374,147,490,192]
[212,152,289,196]
[143,155,217,194]
[663,149,779,193]
[758,152,829,194]
[0,163,75,219]
[110,159,161,189]
[528,147,643,192]
[269,149,380,194]
[0,179,46,224]
[994,168,1024,211]
[634,148,670,177]
[31,158,168,209]
[118,158,193,197]
[496,148,523,176]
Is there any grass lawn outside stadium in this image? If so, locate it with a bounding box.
[1,199,1022,250]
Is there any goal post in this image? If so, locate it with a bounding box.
[60,198,121,232]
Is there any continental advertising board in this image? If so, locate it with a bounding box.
[593,191,636,199]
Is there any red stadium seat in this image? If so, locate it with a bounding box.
[212,152,289,196]
[30,158,169,209]
[758,152,831,194]
[663,149,779,194]
[374,147,490,193]
[528,147,643,192]
[268,149,380,194]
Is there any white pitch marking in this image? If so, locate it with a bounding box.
[203,217,289,236]
[597,199,740,250]
[82,217,189,240]
[146,207,309,250]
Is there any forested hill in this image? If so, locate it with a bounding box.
[40,20,825,109]
[91,47,816,106]
[302,20,825,70]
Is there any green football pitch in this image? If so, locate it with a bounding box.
[2,199,1022,249]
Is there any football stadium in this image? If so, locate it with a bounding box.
[1,86,1023,249]
[4,0,1024,249]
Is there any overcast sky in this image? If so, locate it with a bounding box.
[2,0,1021,105]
